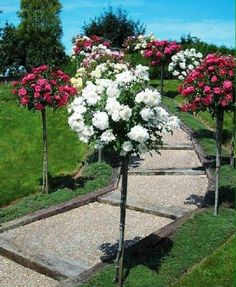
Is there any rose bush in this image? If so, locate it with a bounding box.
[168,48,203,80]
[123,34,155,53]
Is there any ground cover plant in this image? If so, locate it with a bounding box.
[0,84,86,206]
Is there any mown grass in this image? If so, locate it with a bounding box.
[80,208,234,287]
[0,84,86,206]
[175,235,234,287]
[0,162,112,224]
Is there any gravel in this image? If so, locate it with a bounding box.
[0,255,58,287]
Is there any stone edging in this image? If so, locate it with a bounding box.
[0,167,120,233]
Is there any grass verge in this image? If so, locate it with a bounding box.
[0,162,112,224]
[174,235,234,287]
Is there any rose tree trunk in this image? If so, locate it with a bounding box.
[41,109,49,194]
[115,156,129,287]
[214,109,224,216]
[230,108,235,167]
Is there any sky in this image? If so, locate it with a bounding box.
[0,0,235,54]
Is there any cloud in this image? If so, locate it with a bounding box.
[146,19,234,47]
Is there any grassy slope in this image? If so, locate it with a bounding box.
[0,85,86,206]
[175,235,234,287]
[0,162,112,224]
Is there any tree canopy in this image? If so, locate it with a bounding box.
[17,0,66,68]
[83,6,146,48]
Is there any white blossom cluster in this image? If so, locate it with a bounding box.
[168,48,203,80]
[123,34,155,52]
[68,65,179,156]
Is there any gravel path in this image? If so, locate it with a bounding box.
[0,255,57,287]
[1,203,172,266]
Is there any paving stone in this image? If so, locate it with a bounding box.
[162,128,192,146]
[99,174,208,212]
[0,254,57,287]
[0,203,172,274]
[130,150,202,170]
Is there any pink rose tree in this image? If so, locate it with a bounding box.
[12,65,77,194]
[179,54,235,215]
[143,39,181,94]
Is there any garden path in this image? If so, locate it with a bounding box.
[0,127,208,287]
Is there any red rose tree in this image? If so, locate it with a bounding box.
[143,40,181,94]
[179,54,235,215]
[12,65,77,194]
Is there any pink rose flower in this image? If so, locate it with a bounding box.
[35,103,44,110]
[223,80,233,91]
[213,87,221,94]
[18,87,27,96]
[203,86,211,94]
[211,76,218,83]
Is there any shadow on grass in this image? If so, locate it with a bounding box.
[38,173,94,193]
[165,90,179,99]
[98,236,173,283]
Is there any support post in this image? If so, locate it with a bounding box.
[41,109,49,194]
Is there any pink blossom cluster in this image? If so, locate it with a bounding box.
[179,54,235,113]
[72,35,110,56]
[81,46,124,68]
[12,65,77,111]
[143,40,181,66]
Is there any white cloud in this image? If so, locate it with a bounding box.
[146,19,234,47]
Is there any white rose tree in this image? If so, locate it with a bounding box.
[68,64,179,286]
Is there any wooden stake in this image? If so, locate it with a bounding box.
[41,109,49,194]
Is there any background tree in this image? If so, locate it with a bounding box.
[83,6,146,48]
[18,0,66,69]
[0,22,26,74]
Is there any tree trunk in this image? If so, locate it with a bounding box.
[114,156,129,287]
[160,62,164,95]
[98,149,102,162]
[230,109,235,167]
[41,109,49,194]
[214,109,224,216]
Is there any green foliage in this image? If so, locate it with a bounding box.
[17,0,66,68]
[83,6,146,48]
[81,208,234,287]
[0,22,25,73]
[0,162,112,224]
[0,84,86,206]
[180,34,234,56]
[60,56,77,77]
[175,235,234,287]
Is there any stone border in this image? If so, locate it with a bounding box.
[0,167,120,233]
[56,207,205,287]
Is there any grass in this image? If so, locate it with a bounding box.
[0,161,112,224]
[174,235,234,287]
[0,84,86,206]
[81,208,234,287]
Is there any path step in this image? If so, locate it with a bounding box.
[0,236,90,280]
[129,150,202,170]
[99,174,208,217]
[98,193,191,220]
[0,203,172,280]
[0,254,57,287]
[128,168,205,176]
[162,128,192,146]
[159,144,193,150]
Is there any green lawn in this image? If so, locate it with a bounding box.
[0,161,112,224]
[174,235,234,287]
[81,208,234,287]
[0,84,86,206]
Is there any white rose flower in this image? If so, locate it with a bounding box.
[92,111,109,130]
[122,141,133,152]
[100,130,115,144]
[188,64,194,70]
[128,125,149,143]
[119,105,132,121]
[140,108,154,121]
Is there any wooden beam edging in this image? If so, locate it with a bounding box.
[0,168,120,233]
[56,207,205,287]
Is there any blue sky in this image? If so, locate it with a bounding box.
[0,0,235,54]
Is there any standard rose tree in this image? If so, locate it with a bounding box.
[12,65,77,194]
[179,54,235,215]
[68,64,179,286]
[143,40,181,94]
